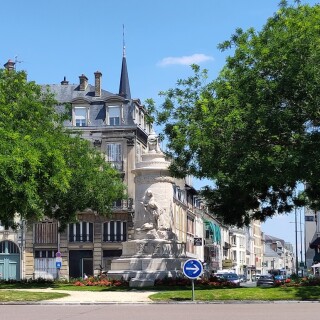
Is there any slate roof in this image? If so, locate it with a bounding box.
[44,83,120,104]
[264,234,285,246]
[264,243,280,257]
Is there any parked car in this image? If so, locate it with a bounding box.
[212,273,225,281]
[221,273,241,286]
[256,275,275,287]
[238,274,247,282]
[274,275,286,283]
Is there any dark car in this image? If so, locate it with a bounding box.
[221,273,241,286]
[256,275,275,287]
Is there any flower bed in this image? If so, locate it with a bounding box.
[72,277,129,287]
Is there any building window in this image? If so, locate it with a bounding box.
[187,216,195,235]
[133,106,139,123]
[186,216,195,253]
[103,221,127,242]
[232,251,237,261]
[136,142,141,162]
[0,241,19,254]
[74,107,88,126]
[34,250,58,279]
[34,222,58,244]
[305,216,314,222]
[69,222,93,242]
[106,143,123,170]
[108,106,121,126]
[34,250,57,258]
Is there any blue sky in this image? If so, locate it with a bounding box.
[2,0,318,253]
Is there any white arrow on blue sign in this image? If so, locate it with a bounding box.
[183,259,203,279]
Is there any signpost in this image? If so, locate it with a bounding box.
[55,252,62,279]
[56,257,62,268]
[183,259,203,301]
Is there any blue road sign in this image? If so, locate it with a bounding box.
[183,259,203,279]
[56,261,62,269]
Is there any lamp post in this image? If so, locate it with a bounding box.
[299,208,304,276]
[295,205,299,275]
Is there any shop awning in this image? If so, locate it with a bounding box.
[310,237,320,249]
[204,220,221,243]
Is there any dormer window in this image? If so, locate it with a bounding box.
[108,106,121,126]
[73,106,89,127]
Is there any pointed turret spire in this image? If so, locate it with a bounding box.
[119,24,131,99]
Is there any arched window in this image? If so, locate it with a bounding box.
[0,241,20,254]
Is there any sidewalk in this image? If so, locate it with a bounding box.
[5,288,157,304]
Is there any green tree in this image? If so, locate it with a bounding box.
[152,1,320,226]
[0,68,126,230]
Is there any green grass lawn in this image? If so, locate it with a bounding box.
[0,290,69,302]
[149,286,320,302]
[1,282,320,302]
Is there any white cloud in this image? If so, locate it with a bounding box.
[158,53,214,67]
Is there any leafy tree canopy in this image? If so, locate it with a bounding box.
[150,1,320,226]
[0,68,126,230]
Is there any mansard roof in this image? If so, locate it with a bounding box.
[44,84,125,104]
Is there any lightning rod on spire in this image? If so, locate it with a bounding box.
[122,24,126,58]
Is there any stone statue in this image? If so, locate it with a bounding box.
[147,131,161,153]
[140,189,159,231]
[134,189,175,240]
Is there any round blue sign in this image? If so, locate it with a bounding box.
[183,259,203,279]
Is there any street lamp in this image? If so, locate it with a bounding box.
[295,205,299,275]
[299,208,304,276]
[290,205,301,275]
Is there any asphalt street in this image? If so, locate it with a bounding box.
[1,303,320,320]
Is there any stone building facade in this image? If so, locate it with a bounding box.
[19,50,205,280]
[22,50,152,279]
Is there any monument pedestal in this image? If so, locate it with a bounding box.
[108,131,187,287]
[108,239,187,287]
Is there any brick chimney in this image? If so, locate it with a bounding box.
[61,76,69,85]
[94,71,102,97]
[4,59,15,71]
[79,74,88,91]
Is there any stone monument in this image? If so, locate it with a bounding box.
[107,131,187,287]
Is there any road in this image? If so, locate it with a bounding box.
[1,303,319,320]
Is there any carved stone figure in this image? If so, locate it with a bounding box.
[134,189,176,240]
[147,131,161,153]
[140,189,159,231]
